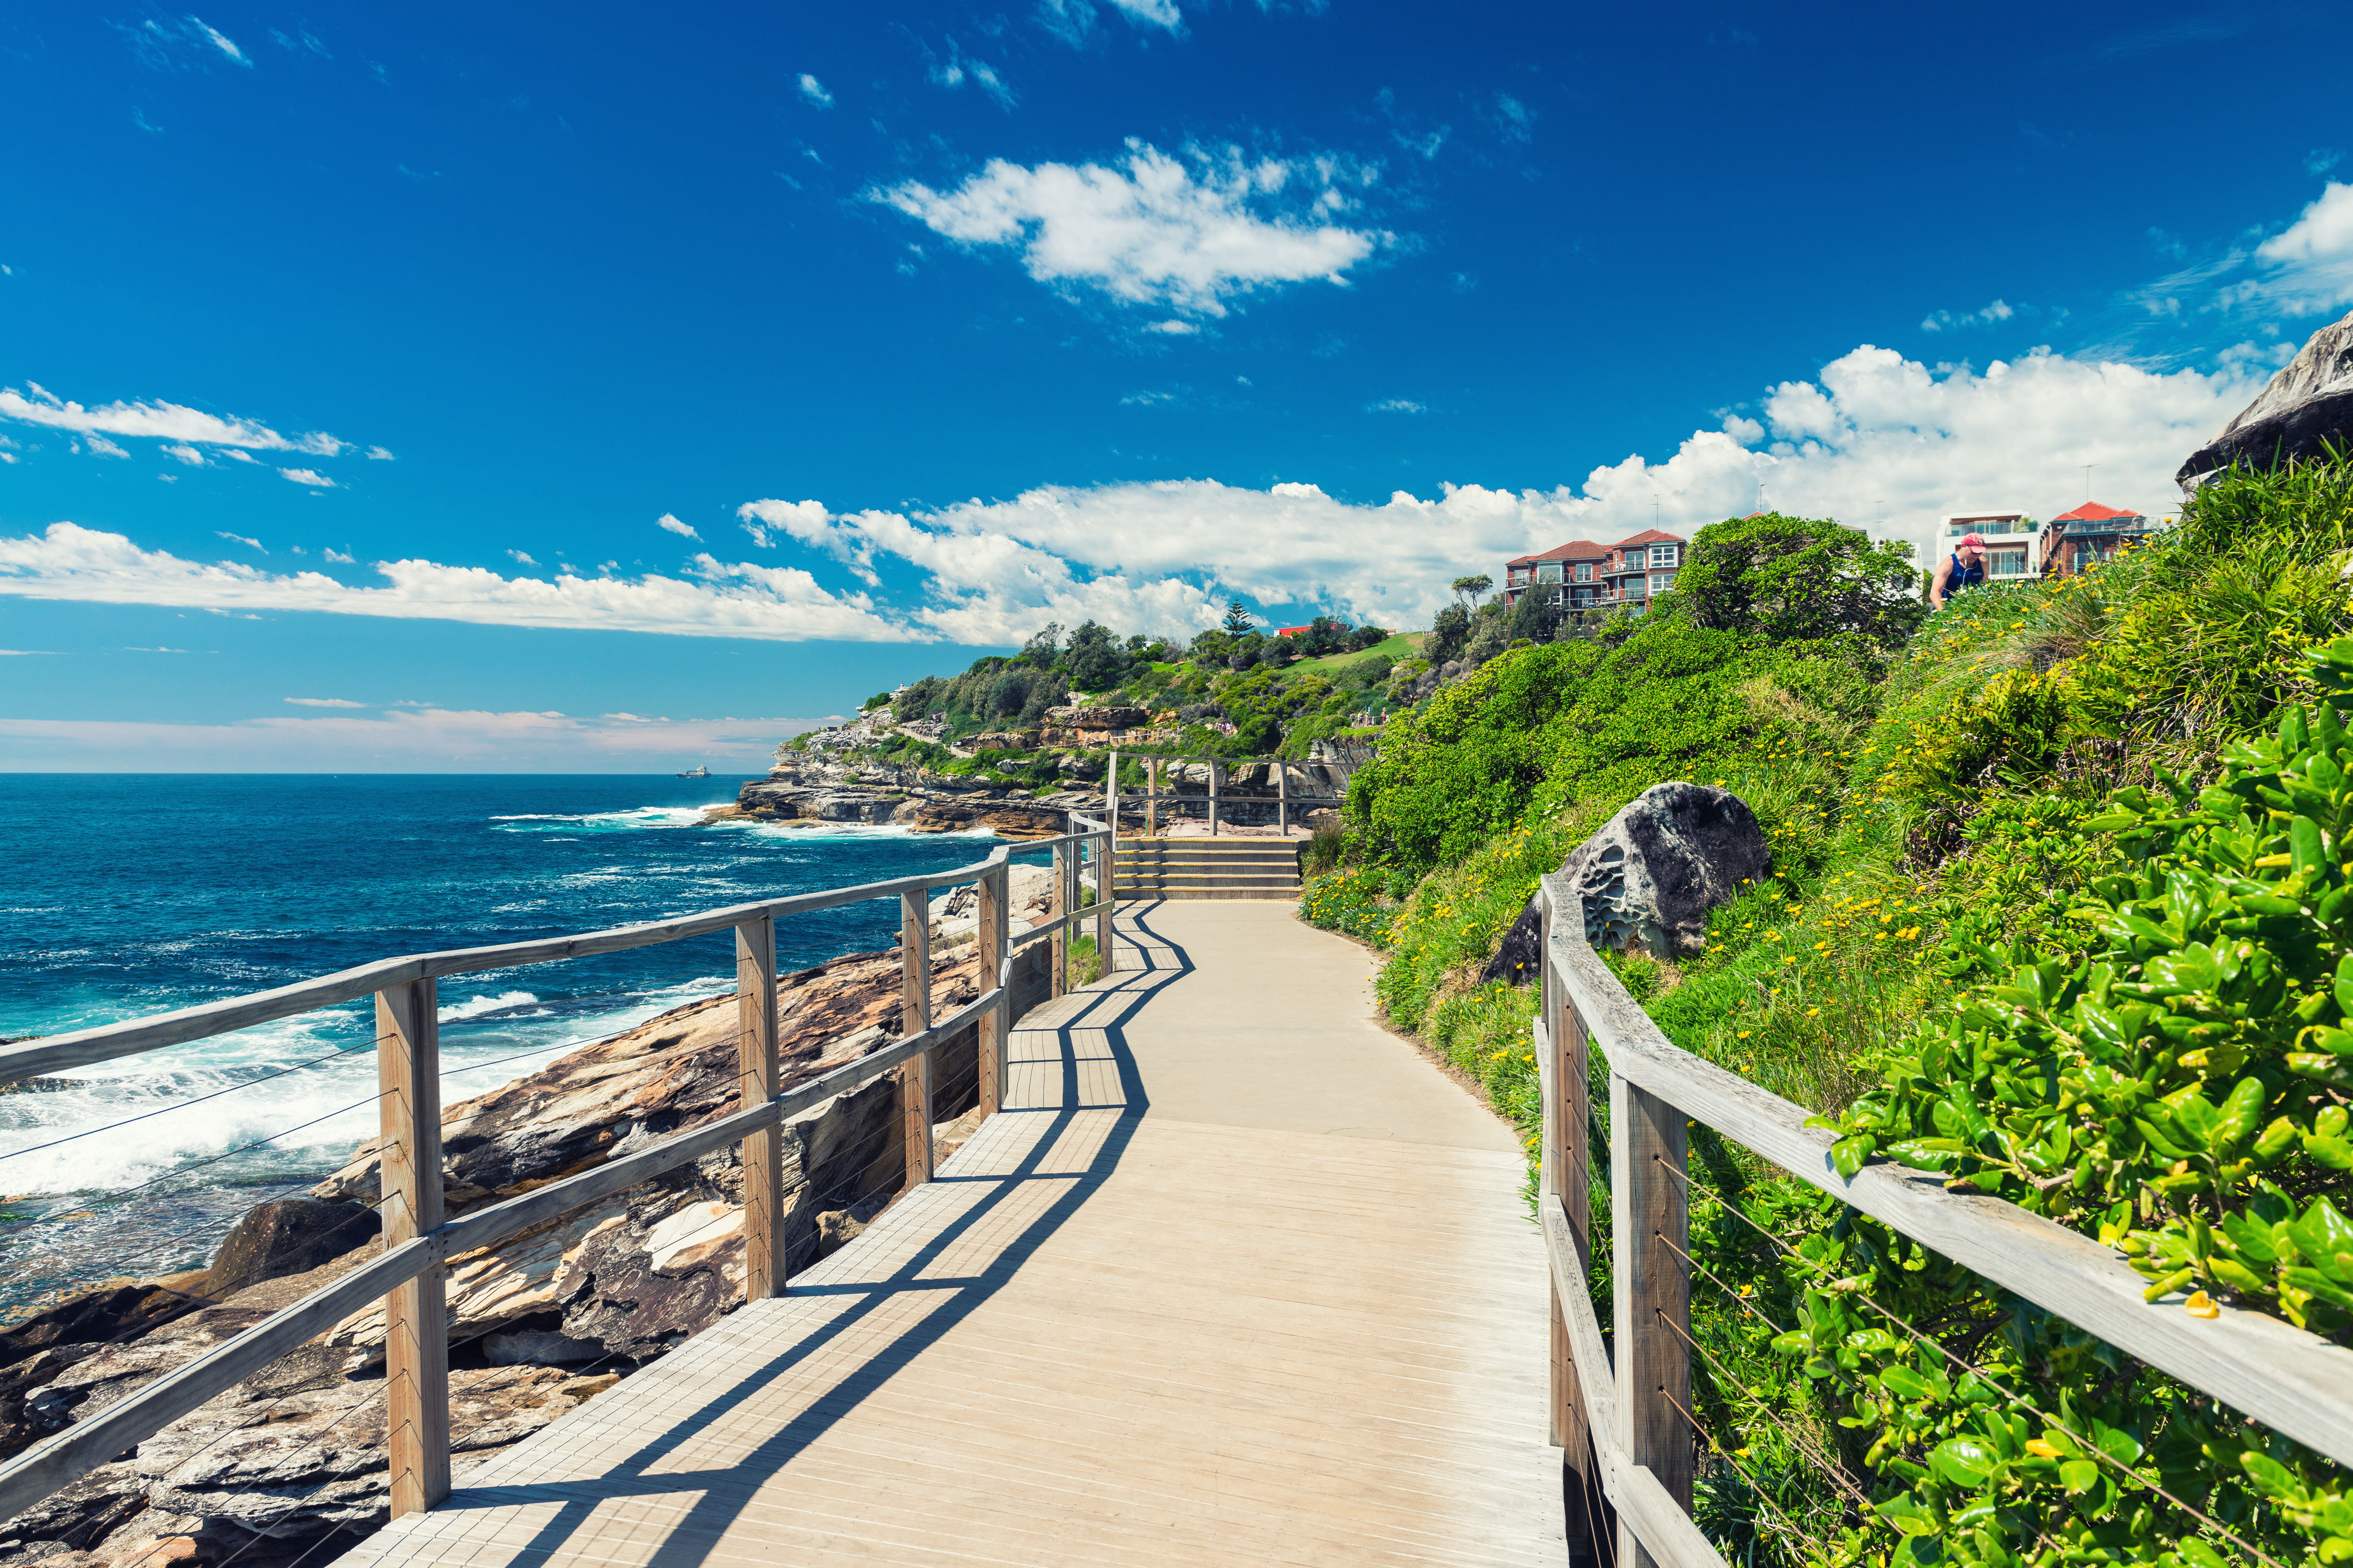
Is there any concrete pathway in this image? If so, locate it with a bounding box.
[336,903,1564,1568]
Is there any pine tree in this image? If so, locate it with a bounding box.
[1220,599,1254,635]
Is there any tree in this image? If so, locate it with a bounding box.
[1065,620,1129,690]
[1427,602,1472,663]
[1506,586,1552,645]
[1020,623,1063,668]
[1674,512,1925,647]
[1221,599,1256,635]
[1450,574,1493,605]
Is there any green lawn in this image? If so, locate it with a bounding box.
[1285,630,1424,675]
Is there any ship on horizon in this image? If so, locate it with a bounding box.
[676,764,712,778]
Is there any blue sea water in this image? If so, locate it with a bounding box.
[0,774,1027,1311]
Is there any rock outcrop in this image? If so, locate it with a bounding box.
[1481,783,1771,982]
[730,760,1077,839]
[204,1200,381,1297]
[2178,307,2353,486]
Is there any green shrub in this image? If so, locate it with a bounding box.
[1298,867,1396,946]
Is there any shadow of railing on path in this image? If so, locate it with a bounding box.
[443,908,1186,1568]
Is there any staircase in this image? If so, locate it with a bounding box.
[1113,838,1302,901]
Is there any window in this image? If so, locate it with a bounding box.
[1648,544,1677,568]
[1574,563,1592,583]
[1508,568,1529,586]
[1650,571,1676,594]
[1987,550,2029,577]
[1537,562,1561,583]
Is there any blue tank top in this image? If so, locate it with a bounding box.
[1946,552,1985,595]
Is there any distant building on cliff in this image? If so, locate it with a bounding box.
[2038,502,2156,575]
[1940,514,2039,580]
[1504,530,1685,624]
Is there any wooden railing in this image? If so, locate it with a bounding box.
[1534,873,2353,1566]
[1099,749,1343,838]
[0,815,1118,1527]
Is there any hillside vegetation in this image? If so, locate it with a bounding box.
[834,611,1413,761]
[1301,471,2353,1565]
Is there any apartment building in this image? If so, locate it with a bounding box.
[1503,530,1686,621]
[2038,502,2156,574]
[1503,540,1610,610]
[1941,514,2038,579]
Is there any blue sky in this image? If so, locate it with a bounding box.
[4,0,2351,769]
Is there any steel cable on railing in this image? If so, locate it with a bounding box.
[1656,1156,2289,1568]
[1650,1304,1875,1516]
[142,1050,1002,1568]
[1656,1378,1843,1560]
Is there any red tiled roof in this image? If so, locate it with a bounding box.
[2050,501,2144,523]
[1507,539,1608,566]
[1611,528,1686,547]
[1274,625,1314,637]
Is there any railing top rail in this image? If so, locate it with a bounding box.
[4,825,1109,1085]
[1536,874,2353,1473]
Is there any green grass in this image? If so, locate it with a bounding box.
[1285,630,1424,674]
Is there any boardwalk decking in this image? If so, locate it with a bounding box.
[336,903,1565,1567]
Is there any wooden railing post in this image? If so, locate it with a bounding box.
[376,978,449,1520]
[1146,757,1159,838]
[1050,838,1069,1000]
[1093,832,1113,975]
[1613,1071,1692,1568]
[1277,762,1290,837]
[736,915,782,1300]
[900,889,933,1190]
[1208,761,1221,836]
[1106,749,1119,855]
[979,864,1006,1113]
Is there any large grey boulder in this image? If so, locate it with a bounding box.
[1480,782,1771,984]
[2178,307,2353,487]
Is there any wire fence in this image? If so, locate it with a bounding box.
[3,840,1086,1568]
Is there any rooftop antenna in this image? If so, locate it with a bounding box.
[2082,463,2095,503]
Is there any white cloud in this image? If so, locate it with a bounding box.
[0,709,828,773]
[506,549,537,565]
[1,344,2257,648]
[1146,319,1199,335]
[1370,398,1426,414]
[193,17,247,63]
[738,499,829,550]
[285,697,365,708]
[224,448,259,463]
[281,467,337,488]
[1921,299,2016,332]
[1120,389,1176,406]
[0,382,344,454]
[366,445,395,460]
[657,513,701,540]
[2252,181,2353,315]
[84,434,130,459]
[725,343,2252,640]
[875,140,1385,317]
[1489,93,1535,144]
[798,72,833,108]
[1109,0,1181,26]
[324,547,354,563]
[0,523,914,642]
[165,444,207,466]
[1,649,62,655]
[216,531,265,551]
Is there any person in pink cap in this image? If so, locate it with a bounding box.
[1930,532,1990,610]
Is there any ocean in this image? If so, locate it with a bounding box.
[0,774,1033,1318]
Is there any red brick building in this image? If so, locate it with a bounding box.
[2038,502,2155,575]
[1504,530,1686,622]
